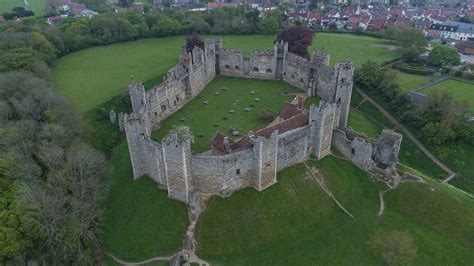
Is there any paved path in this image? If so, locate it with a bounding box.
[354,86,456,182]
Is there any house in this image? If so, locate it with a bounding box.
[46,16,64,25]
[80,9,98,18]
[367,18,386,32]
[456,41,474,55]
[447,21,474,41]
[345,15,360,29]
[413,18,432,35]
[428,23,458,39]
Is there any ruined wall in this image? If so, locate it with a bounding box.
[315,66,337,100]
[191,149,255,196]
[283,52,309,89]
[218,48,244,77]
[277,125,311,171]
[248,51,277,80]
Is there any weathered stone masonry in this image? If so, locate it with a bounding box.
[123,38,403,204]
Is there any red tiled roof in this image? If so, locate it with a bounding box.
[207,2,219,8]
[279,103,302,120]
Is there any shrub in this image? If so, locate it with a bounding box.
[258,109,275,121]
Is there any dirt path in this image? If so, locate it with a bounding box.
[304,162,355,220]
[106,252,175,265]
[354,86,456,182]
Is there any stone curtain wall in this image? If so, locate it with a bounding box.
[121,38,399,204]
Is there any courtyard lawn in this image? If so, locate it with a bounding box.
[195,156,474,265]
[0,0,47,16]
[53,33,399,112]
[394,70,432,93]
[152,76,301,153]
[101,142,189,262]
[421,78,474,108]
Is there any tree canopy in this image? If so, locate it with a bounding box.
[275,26,314,59]
[427,45,461,67]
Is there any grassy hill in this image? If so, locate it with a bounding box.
[195,156,474,265]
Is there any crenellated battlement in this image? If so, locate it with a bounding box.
[120,38,402,204]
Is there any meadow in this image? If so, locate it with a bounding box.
[0,0,47,16]
[421,78,474,108]
[51,33,473,264]
[152,77,300,152]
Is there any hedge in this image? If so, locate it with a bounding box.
[393,63,434,75]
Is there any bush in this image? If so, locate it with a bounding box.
[258,109,275,121]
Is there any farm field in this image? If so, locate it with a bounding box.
[152,77,300,153]
[0,0,47,16]
[394,70,432,93]
[53,33,398,112]
[195,156,474,265]
[421,78,474,108]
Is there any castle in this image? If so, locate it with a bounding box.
[121,38,403,204]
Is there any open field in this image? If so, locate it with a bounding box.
[421,78,474,108]
[394,70,432,93]
[152,77,300,152]
[0,0,47,16]
[53,33,399,112]
[101,142,189,262]
[195,156,474,264]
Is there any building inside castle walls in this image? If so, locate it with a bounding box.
[121,38,403,204]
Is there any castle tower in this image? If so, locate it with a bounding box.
[374,129,403,170]
[310,101,338,159]
[252,131,278,191]
[274,41,288,80]
[124,113,151,180]
[311,50,330,68]
[128,81,146,114]
[334,62,355,128]
[162,133,193,203]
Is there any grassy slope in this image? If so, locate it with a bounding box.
[0,0,47,16]
[394,70,432,93]
[422,78,474,108]
[195,156,474,265]
[101,142,188,261]
[152,76,300,152]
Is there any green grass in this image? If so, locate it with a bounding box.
[348,109,381,139]
[53,33,398,112]
[0,0,47,16]
[421,78,474,108]
[152,76,300,153]
[195,156,474,265]
[101,142,189,261]
[394,70,432,93]
[303,96,320,109]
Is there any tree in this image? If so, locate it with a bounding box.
[417,90,471,145]
[258,16,279,35]
[383,27,399,43]
[275,26,314,59]
[427,45,461,67]
[118,0,134,7]
[368,230,417,265]
[395,27,427,62]
[185,33,204,53]
[355,60,382,90]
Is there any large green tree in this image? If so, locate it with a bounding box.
[395,27,427,62]
[368,230,417,265]
[427,45,461,67]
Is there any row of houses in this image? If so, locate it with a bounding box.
[427,21,474,41]
[46,0,98,25]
